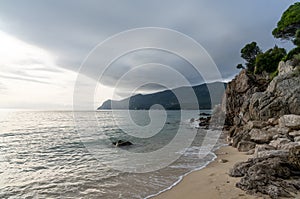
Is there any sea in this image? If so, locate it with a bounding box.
[0,110,224,199]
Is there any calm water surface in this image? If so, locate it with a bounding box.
[0,110,222,199]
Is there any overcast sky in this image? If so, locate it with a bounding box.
[0,0,297,110]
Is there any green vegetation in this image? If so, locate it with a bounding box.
[254,46,286,74]
[272,2,300,41]
[236,42,262,72]
[236,2,300,77]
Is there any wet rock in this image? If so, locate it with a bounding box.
[112,140,133,147]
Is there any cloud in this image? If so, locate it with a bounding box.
[0,0,298,109]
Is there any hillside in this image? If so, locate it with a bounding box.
[98,82,227,110]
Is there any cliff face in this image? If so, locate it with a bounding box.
[224,61,300,128]
[223,69,268,128]
[224,61,300,198]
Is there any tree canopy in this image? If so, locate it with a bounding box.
[272,2,300,40]
[236,42,262,72]
[255,46,286,74]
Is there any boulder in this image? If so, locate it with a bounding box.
[279,115,300,130]
[256,150,289,159]
[230,155,299,199]
[237,141,256,152]
[249,128,274,144]
[112,140,133,147]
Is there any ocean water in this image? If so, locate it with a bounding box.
[0,110,223,199]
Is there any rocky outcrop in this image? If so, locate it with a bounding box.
[224,60,300,198]
[224,61,300,128]
[229,153,300,199]
[223,70,268,128]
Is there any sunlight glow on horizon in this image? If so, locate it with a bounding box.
[0,31,114,110]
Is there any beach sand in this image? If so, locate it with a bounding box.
[153,146,262,199]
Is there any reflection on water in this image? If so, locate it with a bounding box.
[0,110,220,199]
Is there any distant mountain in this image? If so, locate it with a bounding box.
[97,82,227,110]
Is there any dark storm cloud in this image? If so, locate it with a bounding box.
[0,0,297,91]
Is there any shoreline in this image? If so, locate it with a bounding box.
[151,146,262,199]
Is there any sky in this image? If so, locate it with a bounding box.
[0,0,298,110]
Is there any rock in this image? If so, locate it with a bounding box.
[279,115,300,130]
[288,146,300,170]
[280,142,300,150]
[199,112,210,116]
[229,160,254,177]
[267,118,279,126]
[269,138,291,149]
[237,141,256,152]
[289,130,300,137]
[256,150,289,159]
[222,69,267,128]
[198,116,211,129]
[294,136,300,142]
[246,149,255,155]
[268,126,290,136]
[232,129,250,148]
[231,156,299,199]
[112,140,133,147]
[278,61,294,75]
[267,71,300,116]
[246,120,268,129]
[253,144,276,158]
[218,159,228,163]
[249,128,274,144]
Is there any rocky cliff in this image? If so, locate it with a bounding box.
[224,61,300,198]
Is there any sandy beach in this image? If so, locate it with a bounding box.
[153,146,262,199]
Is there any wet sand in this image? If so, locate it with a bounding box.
[153,146,263,199]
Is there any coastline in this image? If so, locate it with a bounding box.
[151,146,262,199]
